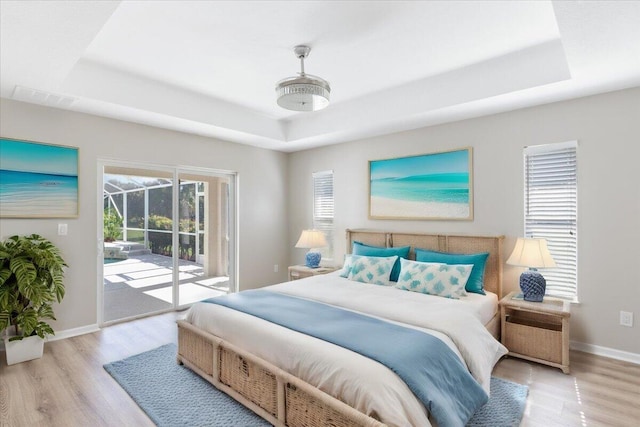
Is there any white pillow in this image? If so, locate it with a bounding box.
[347,255,398,286]
[394,258,472,299]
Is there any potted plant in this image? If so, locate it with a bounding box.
[0,234,66,365]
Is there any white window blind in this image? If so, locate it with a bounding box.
[313,170,334,260]
[524,141,578,300]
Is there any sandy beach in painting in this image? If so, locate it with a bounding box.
[370,196,469,219]
[0,170,78,217]
[0,196,78,217]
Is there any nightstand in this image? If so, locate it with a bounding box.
[288,265,337,281]
[499,290,571,373]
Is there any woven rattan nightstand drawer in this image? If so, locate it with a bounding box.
[500,291,571,373]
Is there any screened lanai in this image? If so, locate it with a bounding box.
[102,169,231,323]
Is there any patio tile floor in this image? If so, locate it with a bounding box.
[103,254,229,322]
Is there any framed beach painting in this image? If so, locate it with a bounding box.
[0,137,79,218]
[369,147,473,220]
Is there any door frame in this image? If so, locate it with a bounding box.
[97,159,238,326]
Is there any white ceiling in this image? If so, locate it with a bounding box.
[1,1,639,152]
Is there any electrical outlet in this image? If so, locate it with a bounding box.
[620,311,633,327]
[274,264,279,273]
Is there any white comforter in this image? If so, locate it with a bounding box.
[185,272,507,427]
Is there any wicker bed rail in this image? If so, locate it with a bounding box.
[177,319,387,427]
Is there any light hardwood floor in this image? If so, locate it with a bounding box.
[1,312,639,427]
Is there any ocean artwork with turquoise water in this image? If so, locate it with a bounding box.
[369,148,472,220]
[0,138,78,218]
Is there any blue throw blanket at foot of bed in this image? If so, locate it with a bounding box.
[204,290,487,426]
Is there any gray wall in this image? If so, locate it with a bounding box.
[2,87,639,357]
[0,98,290,332]
[288,87,640,355]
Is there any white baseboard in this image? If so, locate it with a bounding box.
[0,324,100,352]
[571,340,640,365]
[49,324,101,342]
[5,324,638,366]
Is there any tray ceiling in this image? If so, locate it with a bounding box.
[1,1,639,152]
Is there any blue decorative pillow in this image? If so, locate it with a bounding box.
[352,242,410,282]
[415,249,490,295]
[347,255,398,286]
[394,258,472,299]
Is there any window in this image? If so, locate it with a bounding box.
[523,141,578,300]
[312,170,334,261]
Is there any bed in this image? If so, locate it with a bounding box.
[177,229,506,427]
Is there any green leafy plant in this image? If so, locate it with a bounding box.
[0,234,67,341]
[104,209,123,242]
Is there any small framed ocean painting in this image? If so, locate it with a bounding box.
[369,147,473,220]
[0,137,79,218]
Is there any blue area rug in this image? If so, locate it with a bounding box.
[468,377,528,427]
[104,344,270,427]
[104,344,528,427]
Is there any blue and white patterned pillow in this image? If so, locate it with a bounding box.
[347,255,398,286]
[339,254,354,278]
[394,258,473,299]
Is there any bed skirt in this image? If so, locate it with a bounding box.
[176,319,387,427]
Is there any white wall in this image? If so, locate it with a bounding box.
[288,87,640,356]
[0,98,290,333]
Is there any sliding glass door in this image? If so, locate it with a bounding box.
[100,163,236,324]
[176,172,232,306]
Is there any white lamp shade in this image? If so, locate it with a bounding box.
[295,229,327,249]
[506,238,556,268]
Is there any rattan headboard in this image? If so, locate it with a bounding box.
[346,229,504,297]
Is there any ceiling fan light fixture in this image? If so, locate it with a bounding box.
[276,45,330,112]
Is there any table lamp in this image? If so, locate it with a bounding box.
[506,237,556,302]
[295,229,327,268]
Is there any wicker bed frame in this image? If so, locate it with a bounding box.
[176,229,504,427]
